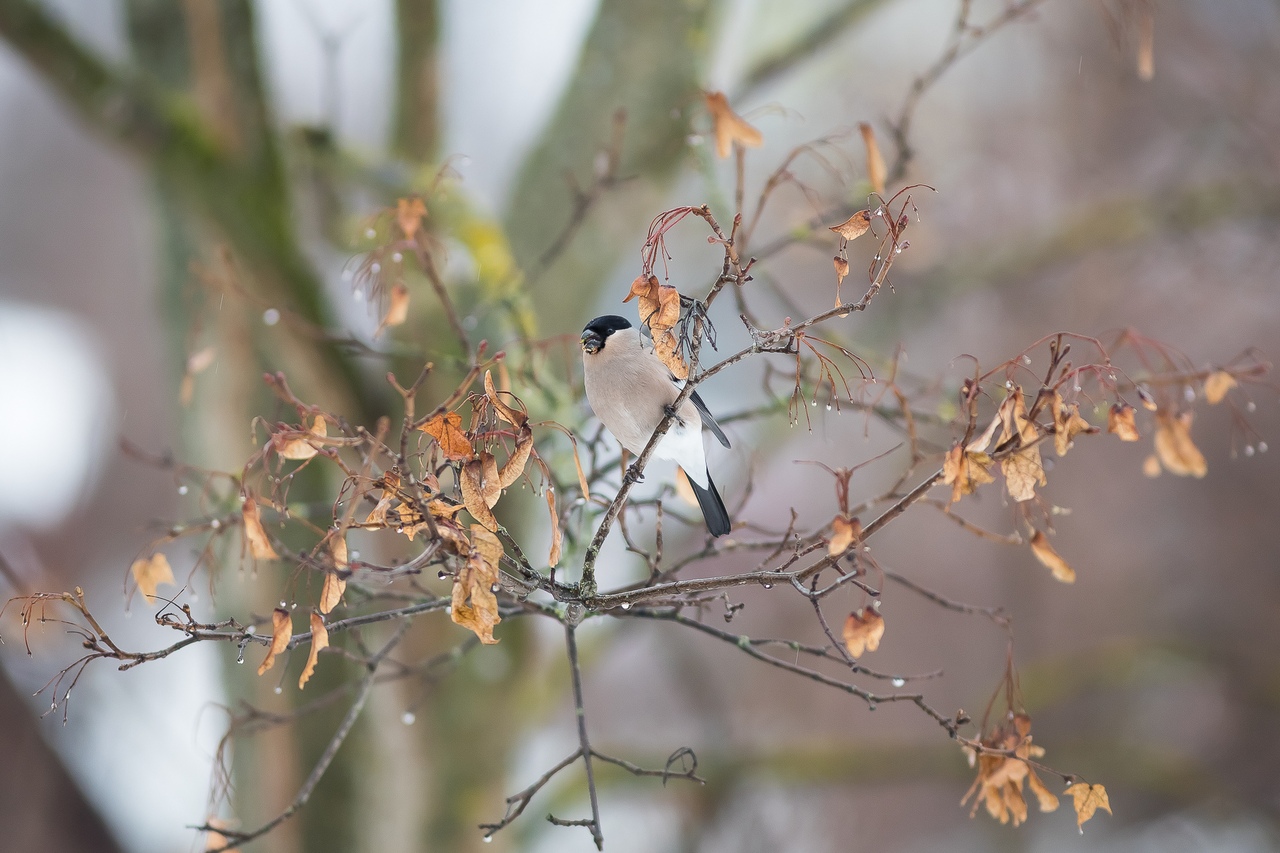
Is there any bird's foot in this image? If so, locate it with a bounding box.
[624,464,646,485]
[662,403,683,425]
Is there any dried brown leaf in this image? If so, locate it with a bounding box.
[499,426,533,488]
[943,445,996,504]
[842,608,884,657]
[1026,768,1060,813]
[451,526,502,644]
[546,488,562,568]
[704,90,762,158]
[298,611,328,689]
[461,458,500,531]
[828,515,861,557]
[859,122,887,195]
[485,369,527,427]
[319,570,346,615]
[1203,370,1236,405]
[1154,413,1207,478]
[1051,393,1095,456]
[278,415,327,460]
[1065,782,1111,829]
[1002,446,1046,503]
[376,283,411,335]
[241,496,278,561]
[257,607,291,676]
[1107,404,1141,441]
[132,553,175,603]
[421,411,473,461]
[653,329,688,380]
[1030,530,1076,583]
[829,210,872,241]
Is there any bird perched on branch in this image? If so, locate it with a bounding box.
[580,315,732,537]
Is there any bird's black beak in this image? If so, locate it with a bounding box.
[581,330,602,354]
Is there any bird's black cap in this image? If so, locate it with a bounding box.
[581,315,632,353]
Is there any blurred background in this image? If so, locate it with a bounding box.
[0,0,1277,851]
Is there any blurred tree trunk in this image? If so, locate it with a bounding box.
[504,0,721,332]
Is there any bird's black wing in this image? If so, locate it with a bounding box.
[691,390,730,448]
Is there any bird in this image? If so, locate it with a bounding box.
[580,314,732,537]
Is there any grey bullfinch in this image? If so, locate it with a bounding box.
[580,315,731,537]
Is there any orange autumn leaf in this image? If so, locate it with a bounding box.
[1065,782,1112,829]
[1203,370,1236,405]
[376,282,411,336]
[396,196,427,239]
[241,496,278,561]
[364,470,401,527]
[624,275,681,333]
[277,415,327,460]
[859,122,887,195]
[132,552,175,603]
[842,608,884,657]
[829,209,872,242]
[451,526,503,644]
[319,571,345,615]
[298,611,328,689]
[421,411,472,461]
[1030,530,1076,583]
[257,607,292,676]
[1107,403,1141,441]
[546,488,563,568]
[1154,413,1207,478]
[704,90,762,158]
[828,515,861,557]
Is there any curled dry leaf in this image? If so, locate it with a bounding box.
[364,471,401,527]
[499,426,534,488]
[833,256,850,307]
[1026,768,1060,813]
[842,607,884,657]
[828,515,862,557]
[480,452,502,506]
[1107,404,1141,441]
[704,90,762,158]
[653,329,688,380]
[859,122,887,195]
[1154,413,1207,478]
[319,570,345,615]
[298,611,329,689]
[1002,448,1046,503]
[943,444,996,504]
[277,415,327,460]
[132,552,175,603]
[829,210,872,242]
[450,526,503,644]
[546,488,562,568]
[484,369,527,427]
[461,458,500,531]
[1030,530,1076,583]
[421,411,473,461]
[962,714,1055,826]
[571,438,592,499]
[1203,370,1237,405]
[1064,782,1112,829]
[1051,392,1095,456]
[396,196,427,240]
[241,496,279,561]
[257,607,292,676]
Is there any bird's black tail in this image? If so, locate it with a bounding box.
[689,471,732,537]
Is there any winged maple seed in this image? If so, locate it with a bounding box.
[298,611,328,689]
[859,122,887,195]
[962,713,1061,827]
[1030,530,1076,584]
[1107,403,1141,441]
[131,552,175,603]
[1154,412,1207,478]
[450,525,503,644]
[828,515,862,557]
[241,495,279,561]
[257,607,292,676]
[703,90,762,158]
[1050,392,1095,457]
[842,607,884,657]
